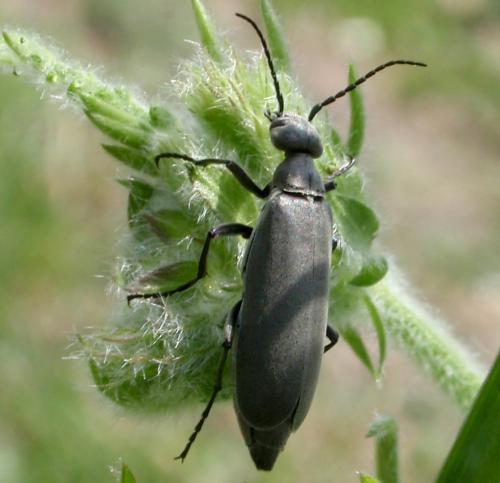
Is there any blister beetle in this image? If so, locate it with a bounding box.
[128,12,425,471]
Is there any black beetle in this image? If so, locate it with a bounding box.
[128,13,425,471]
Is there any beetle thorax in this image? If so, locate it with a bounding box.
[270,113,323,158]
[272,153,325,196]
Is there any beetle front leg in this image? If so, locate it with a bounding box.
[324,325,339,353]
[155,152,271,199]
[175,300,242,462]
[324,155,356,192]
[127,223,252,304]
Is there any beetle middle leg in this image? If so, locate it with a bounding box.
[175,300,242,462]
[127,223,252,303]
[156,153,271,199]
[332,233,339,252]
[324,325,339,353]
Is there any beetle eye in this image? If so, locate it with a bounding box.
[265,109,282,123]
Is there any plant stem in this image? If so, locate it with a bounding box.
[371,275,485,411]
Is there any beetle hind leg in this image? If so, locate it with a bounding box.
[174,300,242,462]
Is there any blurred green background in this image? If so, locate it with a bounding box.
[1,0,499,482]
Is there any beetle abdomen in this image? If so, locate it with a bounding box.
[235,409,292,471]
[235,191,333,431]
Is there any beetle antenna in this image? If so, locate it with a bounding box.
[236,13,284,116]
[308,59,427,121]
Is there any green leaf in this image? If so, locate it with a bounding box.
[260,0,291,73]
[332,194,380,252]
[128,261,198,293]
[85,111,151,149]
[143,209,197,242]
[363,294,387,378]
[331,127,344,149]
[118,178,155,222]
[341,325,376,377]
[79,92,139,125]
[350,255,388,287]
[436,351,500,482]
[118,177,155,239]
[367,415,399,483]
[149,105,176,129]
[2,31,25,59]
[347,64,365,157]
[120,463,137,483]
[89,356,161,409]
[102,144,156,175]
[191,0,224,63]
[358,474,381,483]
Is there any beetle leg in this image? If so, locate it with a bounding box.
[324,155,356,192]
[324,325,339,353]
[332,234,339,253]
[175,300,242,463]
[155,152,271,199]
[127,223,252,304]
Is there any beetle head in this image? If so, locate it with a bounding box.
[270,113,323,158]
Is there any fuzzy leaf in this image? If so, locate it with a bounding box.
[347,64,365,157]
[367,415,399,483]
[102,144,156,175]
[331,127,344,149]
[332,194,379,252]
[363,294,387,377]
[350,255,388,287]
[2,31,26,60]
[85,110,151,149]
[89,357,167,410]
[260,0,291,73]
[128,261,198,293]
[149,105,176,129]
[144,209,197,242]
[118,178,155,222]
[79,92,139,125]
[341,325,376,377]
[117,177,156,240]
[191,0,224,63]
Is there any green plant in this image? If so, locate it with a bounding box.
[436,351,500,482]
[0,0,485,454]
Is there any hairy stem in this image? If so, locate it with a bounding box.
[371,275,484,410]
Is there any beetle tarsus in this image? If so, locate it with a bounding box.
[174,301,240,462]
[174,350,228,462]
